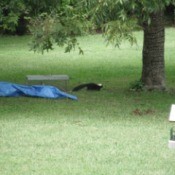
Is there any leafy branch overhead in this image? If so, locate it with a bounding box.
[29,3,90,54]
[87,0,174,45]
[1,0,174,53]
[29,0,174,53]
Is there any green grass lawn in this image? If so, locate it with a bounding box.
[0,28,175,175]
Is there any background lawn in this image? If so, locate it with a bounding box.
[0,28,175,175]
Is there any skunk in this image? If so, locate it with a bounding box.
[72,83,103,91]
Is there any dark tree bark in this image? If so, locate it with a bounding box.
[142,11,165,90]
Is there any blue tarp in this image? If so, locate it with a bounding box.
[0,82,77,100]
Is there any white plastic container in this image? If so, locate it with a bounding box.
[169,104,175,121]
[168,140,175,149]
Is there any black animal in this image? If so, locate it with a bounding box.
[72,83,103,91]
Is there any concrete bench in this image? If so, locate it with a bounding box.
[26,75,69,91]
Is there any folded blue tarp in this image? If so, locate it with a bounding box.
[0,82,77,100]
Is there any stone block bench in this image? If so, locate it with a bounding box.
[26,75,69,91]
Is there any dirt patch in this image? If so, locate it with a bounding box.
[132,108,155,116]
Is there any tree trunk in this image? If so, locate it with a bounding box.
[142,11,165,90]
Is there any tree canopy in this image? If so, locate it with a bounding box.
[0,0,62,34]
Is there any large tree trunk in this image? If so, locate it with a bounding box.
[142,11,165,90]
